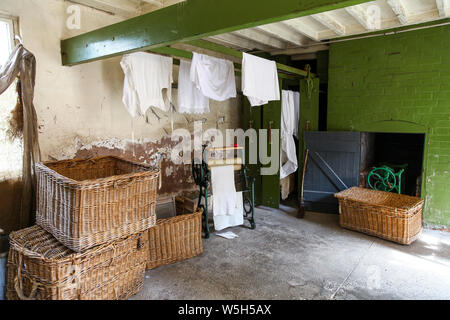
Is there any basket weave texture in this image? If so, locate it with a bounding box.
[335,187,424,245]
[147,210,203,270]
[35,156,159,252]
[6,225,148,300]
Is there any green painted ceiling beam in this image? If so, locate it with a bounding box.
[61,0,372,66]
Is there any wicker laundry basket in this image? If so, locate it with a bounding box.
[335,187,424,245]
[6,225,148,300]
[35,156,159,252]
[147,210,203,270]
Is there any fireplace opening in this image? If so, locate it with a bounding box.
[360,132,425,197]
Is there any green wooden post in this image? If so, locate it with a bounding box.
[261,79,283,209]
[243,96,262,206]
[298,78,320,201]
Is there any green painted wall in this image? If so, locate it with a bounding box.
[328,25,450,228]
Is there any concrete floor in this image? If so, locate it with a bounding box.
[132,206,450,300]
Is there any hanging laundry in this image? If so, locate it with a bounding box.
[121,52,173,117]
[178,60,210,114]
[211,165,237,216]
[280,90,298,180]
[293,91,300,139]
[190,52,237,101]
[213,192,244,231]
[211,165,243,231]
[242,52,280,107]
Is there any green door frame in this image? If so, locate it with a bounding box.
[298,78,320,201]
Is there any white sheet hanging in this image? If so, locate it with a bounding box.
[242,52,280,107]
[280,90,298,180]
[211,165,244,231]
[121,52,173,117]
[178,60,210,114]
[213,192,244,231]
[293,91,300,139]
[190,52,237,101]
[211,165,237,216]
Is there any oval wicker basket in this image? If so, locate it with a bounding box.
[35,156,159,252]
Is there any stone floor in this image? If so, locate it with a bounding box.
[132,205,450,300]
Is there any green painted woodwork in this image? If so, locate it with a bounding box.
[187,40,308,77]
[243,97,262,206]
[61,0,372,66]
[316,50,329,84]
[327,24,450,228]
[261,79,283,209]
[298,78,320,201]
[150,45,300,80]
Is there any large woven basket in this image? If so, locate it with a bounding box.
[6,225,148,300]
[147,210,203,270]
[335,187,424,245]
[35,156,159,252]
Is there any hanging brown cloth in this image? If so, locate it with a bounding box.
[0,44,41,228]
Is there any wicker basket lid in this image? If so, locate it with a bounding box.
[335,187,424,210]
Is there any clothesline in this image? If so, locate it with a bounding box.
[121,48,301,118]
[150,46,304,81]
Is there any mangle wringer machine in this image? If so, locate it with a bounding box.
[192,144,256,238]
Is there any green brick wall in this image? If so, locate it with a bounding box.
[328,25,450,228]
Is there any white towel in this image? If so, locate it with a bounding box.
[121,52,173,117]
[213,192,244,231]
[178,60,210,114]
[211,165,237,216]
[242,52,280,107]
[190,52,237,102]
[293,91,300,139]
[280,90,298,180]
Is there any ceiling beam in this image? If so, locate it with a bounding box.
[231,29,288,49]
[281,19,322,41]
[256,23,310,46]
[68,0,139,17]
[208,33,275,51]
[345,5,373,30]
[437,0,450,18]
[270,44,329,56]
[61,0,373,65]
[141,0,164,7]
[311,12,347,35]
[291,53,318,61]
[386,0,409,25]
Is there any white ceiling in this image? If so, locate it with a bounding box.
[69,0,450,59]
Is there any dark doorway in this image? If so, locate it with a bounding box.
[360,132,425,197]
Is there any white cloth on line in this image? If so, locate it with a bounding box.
[280,173,295,200]
[293,91,300,139]
[190,52,237,101]
[213,192,244,231]
[177,60,210,114]
[211,165,237,217]
[242,52,280,107]
[121,52,173,117]
[280,90,298,180]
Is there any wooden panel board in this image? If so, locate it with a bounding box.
[304,131,361,213]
